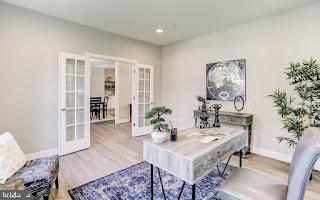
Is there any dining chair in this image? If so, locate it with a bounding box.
[103,96,109,118]
[90,97,101,120]
[218,127,320,200]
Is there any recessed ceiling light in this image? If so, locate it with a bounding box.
[156,28,163,34]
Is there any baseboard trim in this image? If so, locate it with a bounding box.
[26,148,58,160]
[251,146,320,171]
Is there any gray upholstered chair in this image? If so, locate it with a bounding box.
[218,127,320,200]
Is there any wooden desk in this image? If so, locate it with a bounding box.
[143,127,247,199]
[194,110,253,154]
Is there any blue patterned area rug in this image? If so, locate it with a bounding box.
[68,161,233,200]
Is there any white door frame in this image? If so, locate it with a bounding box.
[114,61,120,124]
[131,64,154,136]
[85,52,137,125]
[85,53,137,64]
[58,52,91,156]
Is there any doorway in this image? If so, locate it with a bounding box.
[89,58,116,123]
[89,58,133,125]
[86,53,155,137]
[59,52,154,156]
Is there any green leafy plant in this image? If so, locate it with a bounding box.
[196,95,207,111]
[145,106,173,132]
[269,58,320,147]
[196,96,206,104]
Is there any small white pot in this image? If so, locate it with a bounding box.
[151,131,167,143]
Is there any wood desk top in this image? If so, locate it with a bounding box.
[143,127,247,184]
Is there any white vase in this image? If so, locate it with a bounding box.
[151,131,167,143]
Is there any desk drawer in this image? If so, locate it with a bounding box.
[220,115,243,124]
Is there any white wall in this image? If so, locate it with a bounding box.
[0,2,161,154]
[161,2,320,162]
[90,68,105,97]
[105,69,115,82]
[118,63,132,122]
[105,69,115,96]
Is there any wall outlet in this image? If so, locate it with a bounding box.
[178,118,182,124]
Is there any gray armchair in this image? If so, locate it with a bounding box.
[218,127,320,200]
[2,156,59,200]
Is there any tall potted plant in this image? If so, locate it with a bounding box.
[269,58,320,147]
[145,106,173,143]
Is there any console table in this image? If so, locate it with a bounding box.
[194,110,253,154]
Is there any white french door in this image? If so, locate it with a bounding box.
[132,64,154,136]
[59,52,90,156]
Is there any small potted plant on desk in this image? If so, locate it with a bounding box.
[145,106,173,143]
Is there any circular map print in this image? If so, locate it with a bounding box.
[206,59,245,101]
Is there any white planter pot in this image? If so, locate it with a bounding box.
[151,131,167,143]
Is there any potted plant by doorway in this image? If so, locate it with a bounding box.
[145,106,173,143]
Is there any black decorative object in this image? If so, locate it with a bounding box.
[196,96,215,128]
[199,103,216,128]
[169,121,177,141]
[213,104,222,127]
[170,128,177,141]
[206,59,246,101]
[200,103,209,125]
[233,95,245,115]
[199,104,216,128]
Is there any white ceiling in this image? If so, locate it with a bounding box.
[2,0,317,45]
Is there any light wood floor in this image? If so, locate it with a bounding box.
[57,121,319,200]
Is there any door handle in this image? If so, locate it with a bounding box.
[61,108,66,111]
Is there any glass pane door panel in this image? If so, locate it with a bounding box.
[76,124,85,139]
[76,76,85,92]
[66,126,75,142]
[66,59,75,74]
[145,119,150,126]
[145,104,150,113]
[139,116,144,127]
[139,68,144,79]
[66,92,75,108]
[66,109,75,125]
[76,108,85,123]
[139,80,144,91]
[139,104,144,115]
[145,92,150,103]
[77,60,85,75]
[76,93,85,107]
[139,92,144,103]
[145,104,150,126]
[66,76,75,91]
[145,80,150,91]
[145,69,150,80]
